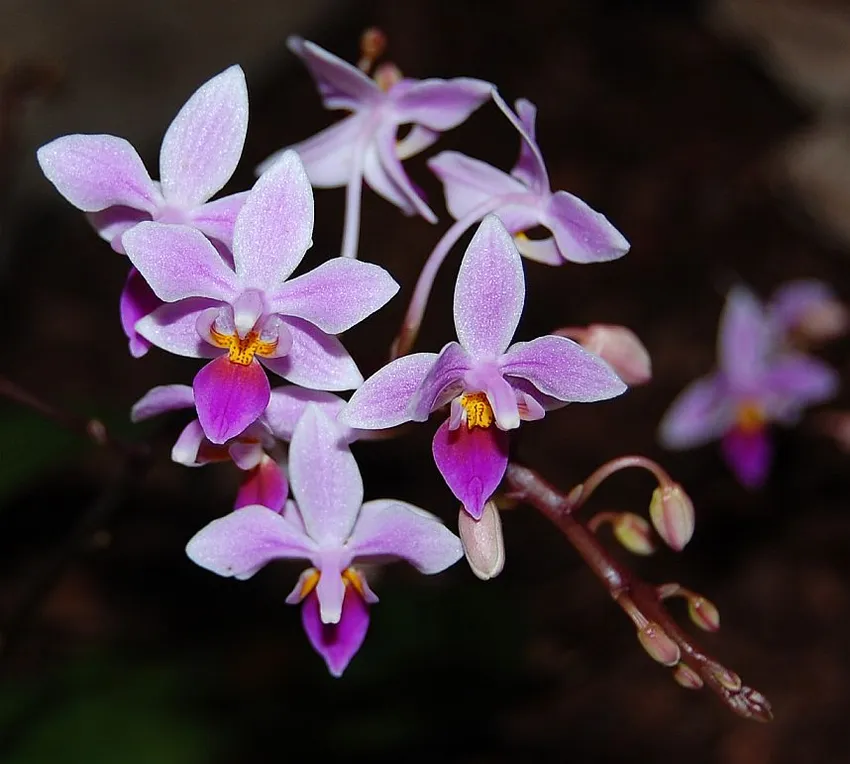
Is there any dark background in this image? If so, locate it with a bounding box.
[1,0,850,761]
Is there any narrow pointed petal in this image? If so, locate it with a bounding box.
[265,387,347,442]
[410,342,470,420]
[232,150,314,289]
[454,216,525,358]
[288,36,381,110]
[501,335,626,403]
[190,191,249,246]
[428,151,526,221]
[262,318,363,391]
[119,267,161,357]
[234,455,288,512]
[510,99,548,191]
[131,384,194,422]
[193,356,271,444]
[721,427,772,489]
[432,419,509,519]
[171,420,207,465]
[186,505,315,579]
[396,125,439,160]
[392,77,492,130]
[349,499,463,573]
[718,286,770,391]
[269,258,399,334]
[341,352,438,429]
[545,191,630,264]
[288,406,363,545]
[123,223,238,302]
[135,298,223,358]
[513,234,562,265]
[159,66,248,207]
[762,354,839,418]
[301,587,370,678]
[362,141,417,216]
[89,206,151,252]
[658,375,734,449]
[37,134,161,213]
[374,125,437,222]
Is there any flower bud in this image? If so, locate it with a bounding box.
[687,594,720,632]
[673,663,704,690]
[612,512,655,556]
[649,484,695,551]
[458,501,505,581]
[557,324,652,386]
[637,622,681,666]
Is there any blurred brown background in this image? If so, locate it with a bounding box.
[2,0,850,761]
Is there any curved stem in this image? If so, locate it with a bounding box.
[570,455,673,514]
[341,146,366,259]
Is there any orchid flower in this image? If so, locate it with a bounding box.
[37,66,250,357]
[121,150,399,446]
[186,405,463,677]
[767,279,849,345]
[341,215,626,518]
[257,36,493,259]
[659,286,839,488]
[393,91,629,357]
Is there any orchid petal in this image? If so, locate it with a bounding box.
[135,298,223,358]
[374,125,437,222]
[392,77,492,130]
[131,384,194,422]
[410,342,471,421]
[171,420,206,465]
[316,563,348,624]
[501,335,626,402]
[362,140,417,216]
[123,223,238,302]
[159,66,248,207]
[89,207,151,252]
[301,587,370,678]
[762,354,839,419]
[193,356,271,444]
[119,267,161,357]
[186,505,315,580]
[288,406,363,545]
[269,258,399,334]
[396,125,439,160]
[232,150,313,289]
[341,352,439,430]
[261,318,363,391]
[432,419,509,519]
[37,134,161,213]
[454,215,525,358]
[190,191,249,247]
[265,387,347,442]
[234,455,288,513]
[477,367,521,430]
[288,36,381,110]
[513,234,562,265]
[349,499,462,573]
[228,438,266,471]
[658,375,734,449]
[510,99,548,191]
[545,191,630,264]
[721,428,771,489]
[718,286,770,392]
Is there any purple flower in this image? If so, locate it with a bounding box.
[767,279,849,345]
[658,286,839,488]
[122,151,399,445]
[257,36,493,259]
[341,215,626,518]
[37,66,251,357]
[186,405,462,677]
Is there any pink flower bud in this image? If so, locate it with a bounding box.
[637,622,681,666]
[458,501,505,581]
[556,324,651,386]
[673,663,704,690]
[687,594,720,632]
[649,484,695,551]
[612,512,655,556]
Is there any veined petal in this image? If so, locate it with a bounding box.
[269,258,399,334]
[721,428,771,489]
[37,134,161,213]
[186,505,315,580]
[718,286,770,392]
[190,191,249,247]
[454,216,525,358]
[261,318,363,391]
[123,223,238,302]
[265,386,348,442]
[545,191,630,264]
[131,384,194,422]
[159,66,248,208]
[510,99,548,191]
[432,419,509,519]
[501,335,626,403]
[232,150,314,290]
[428,151,526,221]
[658,375,734,449]
[341,352,438,429]
[374,125,437,222]
[288,36,381,110]
[119,267,161,357]
[136,298,223,358]
[762,354,839,419]
[349,499,462,573]
[391,77,492,130]
[301,587,370,678]
[410,342,471,421]
[234,455,288,513]
[193,356,271,444]
[288,406,363,545]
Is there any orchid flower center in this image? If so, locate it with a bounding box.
[209,325,278,366]
[461,392,494,429]
[736,401,764,434]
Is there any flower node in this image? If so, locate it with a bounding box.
[210,326,277,366]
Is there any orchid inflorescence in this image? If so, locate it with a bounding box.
[31,29,793,718]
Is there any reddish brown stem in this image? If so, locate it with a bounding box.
[505,462,773,722]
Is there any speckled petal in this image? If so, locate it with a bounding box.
[545,190,630,264]
[131,384,194,422]
[265,387,348,442]
[190,191,249,247]
[135,298,224,358]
